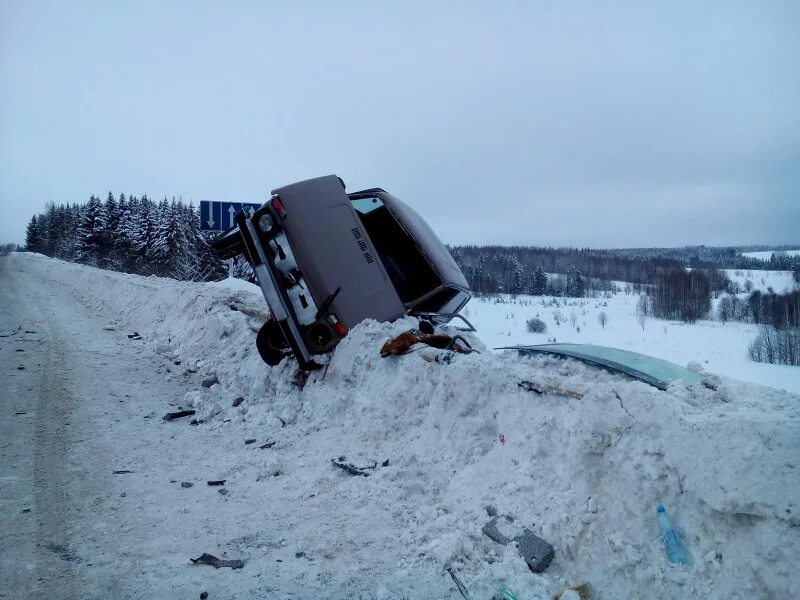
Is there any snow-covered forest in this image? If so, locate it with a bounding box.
[24,193,227,281]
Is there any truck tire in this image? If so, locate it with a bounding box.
[256,320,292,366]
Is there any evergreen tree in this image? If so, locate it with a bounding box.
[131,195,157,273]
[150,198,182,277]
[101,192,120,267]
[115,193,134,271]
[75,195,106,265]
[25,215,39,251]
[532,266,548,295]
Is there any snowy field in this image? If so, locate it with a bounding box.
[6,253,800,599]
[723,268,798,293]
[742,249,800,260]
[463,286,800,396]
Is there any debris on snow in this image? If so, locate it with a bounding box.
[482,516,555,573]
[516,528,555,573]
[232,396,245,407]
[190,553,244,569]
[380,328,477,357]
[331,458,376,477]
[181,482,194,488]
[207,480,226,486]
[446,566,473,600]
[201,374,219,388]
[163,409,196,421]
[112,470,133,474]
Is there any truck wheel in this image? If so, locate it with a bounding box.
[256,320,291,366]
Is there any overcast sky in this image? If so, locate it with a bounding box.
[1,1,798,248]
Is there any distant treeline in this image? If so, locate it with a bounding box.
[24,194,225,281]
[648,269,712,323]
[450,245,730,297]
[600,245,800,271]
[719,290,800,330]
[451,246,683,292]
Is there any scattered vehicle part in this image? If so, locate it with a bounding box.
[207,480,226,486]
[446,567,473,600]
[516,528,555,573]
[380,329,477,358]
[163,410,196,421]
[330,458,377,477]
[212,175,472,370]
[501,344,702,390]
[190,553,244,569]
[482,515,555,573]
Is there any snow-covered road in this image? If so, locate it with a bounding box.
[1,255,253,599]
[2,252,799,599]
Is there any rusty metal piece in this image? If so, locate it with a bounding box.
[380,329,477,358]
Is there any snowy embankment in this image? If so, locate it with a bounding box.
[20,253,800,599]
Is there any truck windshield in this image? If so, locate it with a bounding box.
[351,197,441,303]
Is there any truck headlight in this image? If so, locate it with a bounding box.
[258,214,274,233]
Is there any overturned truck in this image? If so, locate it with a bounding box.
[212,175,472,370]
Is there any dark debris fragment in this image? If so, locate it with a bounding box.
[190,553,244,569]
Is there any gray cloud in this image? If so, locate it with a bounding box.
[2,1,798,247]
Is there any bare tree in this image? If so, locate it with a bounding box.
[553,309,563,326]
[636,293,648,330]
[598,311,608,329]
[569,311,577,328]
[718,296,732,325]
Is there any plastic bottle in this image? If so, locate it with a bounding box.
[657,504,689,565]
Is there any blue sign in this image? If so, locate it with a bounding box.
[200,200,262,231]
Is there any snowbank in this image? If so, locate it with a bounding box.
[18,254,800,599]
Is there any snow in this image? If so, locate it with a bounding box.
[723,268,798,293]
[462,292,800,395]
[742,250,800,260]
[208,276,262,294]
[10,252,800,599]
